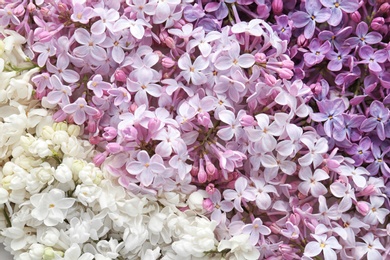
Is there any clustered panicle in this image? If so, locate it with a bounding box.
[0,0,390,259]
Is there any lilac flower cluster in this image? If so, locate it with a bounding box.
[1,0,390,259]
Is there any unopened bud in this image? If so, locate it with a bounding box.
[356,201,370,216]
[272,0,283,15]
[114,69,127,82]
[350,11,362,23]
[162,57,176,68]
[203,198,214,212]
[371,17,385,31]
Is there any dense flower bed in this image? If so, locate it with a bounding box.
[1,0,390,259]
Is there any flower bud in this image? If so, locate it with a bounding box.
[198,166,207,183]
[13,4,26,16]
[38,227,60,247]
[114,69,127,82]
[129,103,138,113]
[41,126,55,140]
[205,161,216,175]
[197,112,211,128]
[205,183,216,195]
[272,0,283,15]
[356,201,370,216]
[89,135,102,145]
[371,17,385,31]
[203,198,214,212]
[103,127,117,141]
[187,191,206,212]
[350,11,361,23]
[67,125,80,136]
[297,34,308,47]
[279,244,294,254]
[29,243,45,259]
[164,37,176,49]
[54,164,73,183]
[190,165,199,177]
[162,57,176,68]
[53,122,68,132]
[240,115,255,126]
[43,247,55,260]
[357,184,376,196]
[27,2,36,12]
[264,73,277,85]
[255,53,267,63]
[277,68,294,79]
[269,223,281,234]
[106,143,123,154]
[52,130,69,145]
[93,152,107,166]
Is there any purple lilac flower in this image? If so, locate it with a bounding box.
[367,144,390,177]
[345,22,383,48]
[326,46,352,71]
[318,26,353,50]
[360,101,389,140]
[310,99,346,140]
[62,97,99,125]
[358,45,388,73]
[335,114,365,142]
[272,15,292,41]
[345,137,373,166]
[319,0,359,26]
[291,0,331,39]
[304,39,331,66]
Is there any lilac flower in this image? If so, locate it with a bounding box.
[91,7,119,35]
[280,221,300,240]
[126,72,162,106]
[310,99,346,140]
[204,0,235,20]
[354,233,386,260]
[46,59,80,84]
[217,110,243,141]
[242,218,271,245]
[345,137,373,166]
[32,40,56,67]
[291,0,331,39]
[338,114,365,142]
[363,196,390,225]
[107,87,131,106]
[298,137,328,168]
[73,28,106,62]
[304,234,342,260]
[304,39,331,66]
[87,74,111,97]
[62,98,99,125]
[113,17,151,40]
[360,101,389,140]
[338,164,369,188]
[223,177,256,212]
[326,46,352,71]
[345,22,383,48]
[366,144,390,177]
[358,45,388,73]
[272,15,293,41]
[318,26,353,50]
[70,3,94,24]
[208,190,234,224]
[214,42,255,72]
[298,167,329,197]
[46,75,72,105]
[126,150,166,187]
[251,177,278,210]
[319,0,359,26]
[178,53,209,85]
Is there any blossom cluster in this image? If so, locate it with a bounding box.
[1,0,390,259]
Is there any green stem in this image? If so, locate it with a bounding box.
[3,207,11,227]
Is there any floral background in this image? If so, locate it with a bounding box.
[0,0,389,259]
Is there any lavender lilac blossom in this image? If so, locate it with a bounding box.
[0,0,390,259]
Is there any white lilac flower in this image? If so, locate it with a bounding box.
[30,188,76,226]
